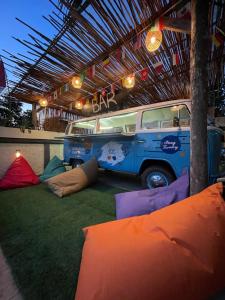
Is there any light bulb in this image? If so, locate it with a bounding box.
[16,150,21,158]
[150,36,156,44]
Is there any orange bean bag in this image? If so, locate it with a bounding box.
[75,183,225,300]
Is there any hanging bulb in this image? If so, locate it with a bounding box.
[72,75,82,89]
[83,100,91,111]
[38,98,48,107]
[145,30,162,52]
[75,100,83,110]
[122,74,135,89]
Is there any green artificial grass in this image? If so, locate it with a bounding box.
[0,182,121,300]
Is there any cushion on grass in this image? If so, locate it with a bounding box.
[0,156,40,189]
[47,157,98,197]
[39,155,66,182]
[115,172,189,219]
[75,183,225,300]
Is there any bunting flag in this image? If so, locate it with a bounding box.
[93,92,98,101]
[0,59,6,92]
[133,34,142,50]
[69,102,73,110]
[87,65,95,79]
[153,61,163,73]
[111,83,115,93]
[64,83,69,92]
[80,70,86,82]
[177,2,191,19]
[53,90,58,100]
[212,31,225,47]
[150,17,164,31]
[140,68,149,81]
[172,53,180,66]
[102,88,106,97]
[102,56,110,68]
[59,87,62,96]
[116,47,126,62]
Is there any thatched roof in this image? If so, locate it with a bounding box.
[3,0,225,116]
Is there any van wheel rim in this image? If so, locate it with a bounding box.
[146,172,169,189]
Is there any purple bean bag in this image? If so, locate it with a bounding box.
[115,173,189,219]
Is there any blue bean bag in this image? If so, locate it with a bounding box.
[115,173,189,219]
[40,155,66,182]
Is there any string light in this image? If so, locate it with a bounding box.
[38,98,48,107]
[72,75,82,89]
[75,100,83,110]
[122,74,135,89]
[83,99,91,111]
[145,30,162,52]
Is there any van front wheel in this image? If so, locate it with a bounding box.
[141,166,175,189]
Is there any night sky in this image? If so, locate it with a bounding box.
[0,0,57,109]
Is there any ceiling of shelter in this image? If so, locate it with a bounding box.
[3,0,225,116]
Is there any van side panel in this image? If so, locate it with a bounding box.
[64,135,137,173]
[133,130,190,178]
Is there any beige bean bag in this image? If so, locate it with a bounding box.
[47,157,98,197]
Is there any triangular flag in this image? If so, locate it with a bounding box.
[59,87,62,95]
[172,53,180,66]
[140,68,149,81]
[150,17,164,31]
[102,56,110,68]
[212,31,225,47]
[116,48,122,62]
[111,83,115,93]
[133,34,142,50]
[102,88,106,97]
[177,2,191,19]
[87,65,95,79]
[80,70,86,82]
[0,59,6,91]
[93,92,98,101]
[53,90,58,100]
[69,102,73,110]
[153,61,163,73]
[64,83,69,92]
[47,94,52,102]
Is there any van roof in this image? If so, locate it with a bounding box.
[71,99,191,123]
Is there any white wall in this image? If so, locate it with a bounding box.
[0,127,64,178]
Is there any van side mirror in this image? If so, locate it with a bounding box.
[173,117,180,127]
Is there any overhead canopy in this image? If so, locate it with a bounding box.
[3,0,225,115]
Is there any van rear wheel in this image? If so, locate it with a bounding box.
[141,166,175,189]
[72,159,83,168]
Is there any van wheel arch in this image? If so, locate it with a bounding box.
[70,158,84,168]
[139,160,176,188]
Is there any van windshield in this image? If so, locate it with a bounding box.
[98,112,137,134]
[70,119,96,134]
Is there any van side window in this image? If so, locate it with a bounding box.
[71,120,96,134]
[99,112,137,134]
[179,105,190,126]
[142,105,190,129]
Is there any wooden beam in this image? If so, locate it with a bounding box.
[190,0,209,195]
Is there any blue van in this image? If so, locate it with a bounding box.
[64,99,223,188]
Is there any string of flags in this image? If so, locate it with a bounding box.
[44,48,182,106]
[39,9,224,111]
